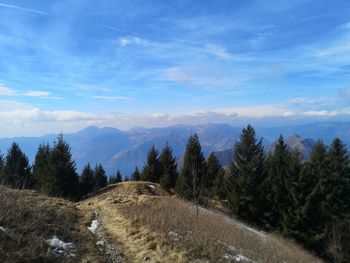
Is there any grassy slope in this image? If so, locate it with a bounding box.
[0,182,324,262]
[79,182,323,263]
[0,186,103,263]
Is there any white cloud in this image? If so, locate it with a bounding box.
[0,84,17,96]
[214,105,297,118]
[303,109,350,117]
[23,91,50,97]
[161,67,238,87]
[91,95,130,100]
[315,43,350,58]
[0,98,349,137]
[287,97,336,107]
[118,37,148,47]
[0,2,48,15]
[205,44,232,60]
[0,83,54,98]
[119,38,129,47]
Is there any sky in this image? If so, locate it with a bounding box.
[0,0,350,137]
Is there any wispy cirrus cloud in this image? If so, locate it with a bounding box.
[0,83,52,98]
[23,91,51,97]
[159,66,239,88]
[90,95,130,101]
[0,84,17,96]
[0,2,48,15]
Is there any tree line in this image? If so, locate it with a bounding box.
[0,127,348,262]
[134,125,349,262]
[0,134,117,199]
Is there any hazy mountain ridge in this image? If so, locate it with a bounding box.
[0,122,349,176]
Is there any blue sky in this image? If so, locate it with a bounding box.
[0,0,350,136]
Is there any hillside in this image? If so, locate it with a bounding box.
[0,182,325,262]
[0,122,349,176]
[79,182,323,263]
[0,186,105,262]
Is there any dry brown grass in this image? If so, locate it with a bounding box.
[0,186,102,263]
[80,181,323,263]
[117,188,323,262]
[79,181,191,263]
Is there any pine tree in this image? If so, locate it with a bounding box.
[108,175,116,184]
[226,125,266,223]
[142,145,161,183]
[294,140,329,251]
[79,163,94,195]
[0,151,4,169]
[298,182,329,253]
[212,168,226,200]
[109,169,122,184]
[324,138,350,261]
[206,153,222,193]
[2,143,32,189]
[263,136,300,231]
[33,143,51,192]
[131,166,141,181]
[0,151,5,184]
[175,134,206,200]
[159,142,178,190]
[298,140,328,205]
[93,164,107,191]
[46,134,79,198]
[325,138,350,219]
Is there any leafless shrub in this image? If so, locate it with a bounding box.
[327,222,344,263]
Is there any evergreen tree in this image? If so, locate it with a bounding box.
[325,138,350,219]
[175,134,206,200]
[109,169,123,184]
[0,151,5,184]
[206,153,222,193]
[108,175,116,184]
[93,164,107,191]
[323,138,350,261]
[124,175,130,182]
[33,143,51,192]
[294,140,329,251]
[212,168,226,200]
[2,143,32,189]
[79,163,95,195]
[142,145,161,182]
[298,140,328,205]
[159,142,178,190]
[131,166,141,181]
[46,134,79,198]
[226,125,266,223]
[116,169,123,183]
[263,136,300,231]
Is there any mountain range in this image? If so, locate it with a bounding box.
[0,122,349,176]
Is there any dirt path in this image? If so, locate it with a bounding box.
[88,210,124,263]
[79,194,190,263]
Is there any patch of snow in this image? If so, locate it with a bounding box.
[168,230,182,241]
[0,226,6,233]
[149,184,155,190]
[224,253,256,262]
[96,240,105,246]
[45,235,77,257]
[234,254,250,262]
[199,206,267,240]
[88,219,100,234]
[223,253,235,260]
